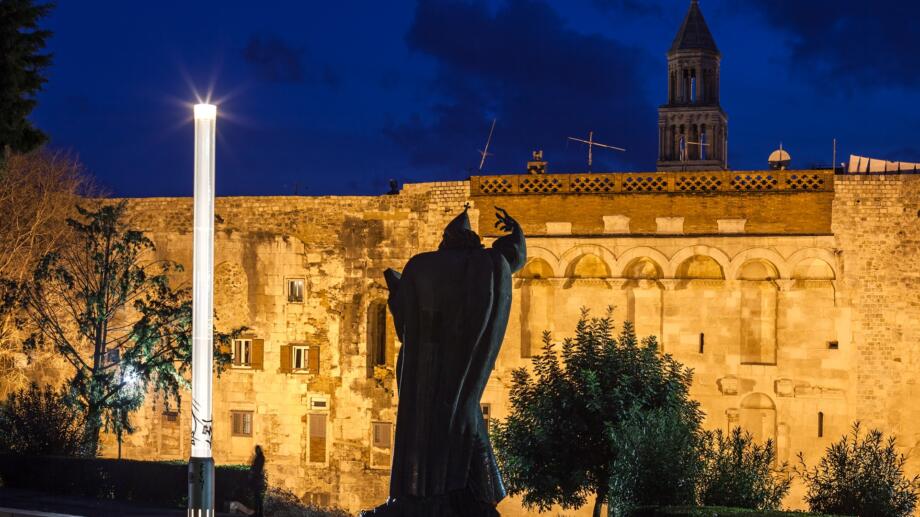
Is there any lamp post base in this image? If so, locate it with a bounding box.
[188,456,215,516]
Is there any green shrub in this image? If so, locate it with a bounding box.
[799,422,919,517]
[698,427,791,510]
[629,506,849,516]
[609,407,704,516]
[0,383,91,456]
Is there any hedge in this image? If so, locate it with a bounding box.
[0,455,254,510]
[628,507,852,517]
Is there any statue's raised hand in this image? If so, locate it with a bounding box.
[494,206,519,233]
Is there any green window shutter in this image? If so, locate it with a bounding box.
[251,339,264,370]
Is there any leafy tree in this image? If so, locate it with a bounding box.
[698,427,791,511]
[0,0,53,154]
[492,310,702,517]
[799,422,919,517]
[15,201,241,454]
[609,406,704,516]
[0,382,91,456]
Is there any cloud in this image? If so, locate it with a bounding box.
[746,0,920,90]
[387,0,657,176]
[591,0,663,17]
[241,33,342,89]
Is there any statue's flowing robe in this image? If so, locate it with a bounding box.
[386,228,526,504]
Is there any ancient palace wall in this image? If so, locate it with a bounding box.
[65,170,920,514]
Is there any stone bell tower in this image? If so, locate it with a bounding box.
[657,0,728,171]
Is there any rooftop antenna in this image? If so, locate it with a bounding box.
[832,138,837,173]
[567,131,625,171]
[478,118,497,172]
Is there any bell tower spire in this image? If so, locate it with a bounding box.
[657,0,728,171]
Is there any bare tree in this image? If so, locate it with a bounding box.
[0,150,86,395]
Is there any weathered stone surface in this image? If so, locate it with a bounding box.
[6,172,914,515]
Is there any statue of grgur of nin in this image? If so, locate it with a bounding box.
[361,206,526,517]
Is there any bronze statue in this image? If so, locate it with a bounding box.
[362,206,526,517]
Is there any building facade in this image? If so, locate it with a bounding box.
[97,169,920,515]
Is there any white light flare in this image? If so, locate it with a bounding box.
[191,103,216,460]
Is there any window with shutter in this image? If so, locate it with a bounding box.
[232,339,252,367]
[372,422,392,449]
[308,413,326,463]
[231,411,253,437]
[250,339,264,370]
[287,278,305,303]
[280,344,293,373]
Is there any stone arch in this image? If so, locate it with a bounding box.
[787,249,839,280]
[675,255,724,280]
[792,258,836,280]
[727,249,790,279]
[622,257,663,279]
[737,260,780,281]
[567,253,612,278]
[739,393,777,445]
[521,246,562,278]
[613,247,669,278]
[519,258,554,279]
[667,245,730,278]
[560,245,616,278]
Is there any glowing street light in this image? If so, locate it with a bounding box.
[189,103,216,516]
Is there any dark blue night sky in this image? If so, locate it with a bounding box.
[32,0,920,197]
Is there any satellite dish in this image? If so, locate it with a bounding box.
[768,143,791,170]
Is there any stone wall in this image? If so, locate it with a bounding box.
[56,172,920,515]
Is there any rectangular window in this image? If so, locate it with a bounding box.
[231,410,253,437]
[163,410,179,423]
[818,412,824,438]
[293,344,320,374]
[481,403,492,434]
[288,278,305,303]
[308,413,326,463]
[372,422,392,449]
[699,333,705,354]
[232,339,252,367]
[827,340,839,350]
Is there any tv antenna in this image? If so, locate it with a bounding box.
[567,131,625,170]
[478,118,497,171]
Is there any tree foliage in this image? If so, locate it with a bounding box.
[0,382,91,456]
[15,201,241,453]
[492,310,702,517]
[0,0,53,154]
[799,422,919,517]
[698,427,791,511]
[609,406,704,516]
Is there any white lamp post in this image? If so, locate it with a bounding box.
[189,103,216,516]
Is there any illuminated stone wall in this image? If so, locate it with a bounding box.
[61,171,920,514]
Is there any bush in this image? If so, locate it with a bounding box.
[628,506,848,517]
[698,427,791,510]
[0,454,250,510]
[799,422,920,517]
[264,487,350,517]
[0,383,91,456]
[609,407,704,516]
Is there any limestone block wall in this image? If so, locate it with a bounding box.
[833,175,920,474]
[76,172,920,515]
